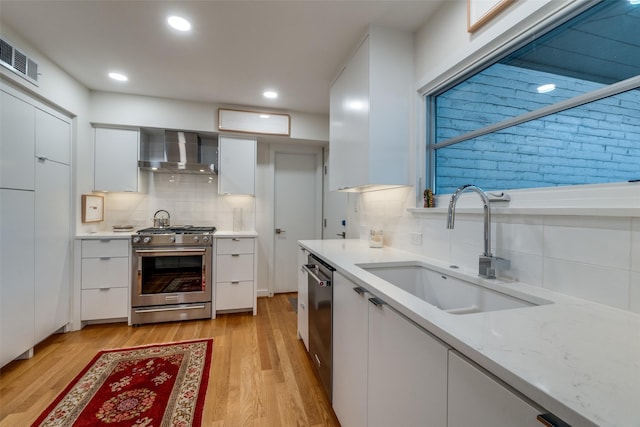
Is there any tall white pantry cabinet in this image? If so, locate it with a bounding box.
[0,82,72,367]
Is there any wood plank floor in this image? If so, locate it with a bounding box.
[0,293,340,427]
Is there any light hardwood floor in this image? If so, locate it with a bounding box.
[0,293,340,427]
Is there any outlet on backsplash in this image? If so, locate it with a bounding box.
[410,232,422,245]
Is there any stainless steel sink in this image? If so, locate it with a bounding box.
[356,262,551,314]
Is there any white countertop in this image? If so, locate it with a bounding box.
[75,230,258,239]
[299,239,640,427]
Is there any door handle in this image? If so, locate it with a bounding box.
[336,232,346,238]
[275,228,285,234]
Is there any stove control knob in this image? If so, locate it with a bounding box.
[132,236,140,244]
[193,236,200,242]
[169,236,176,243]
[143,237,151,244]
[202,236,210,243]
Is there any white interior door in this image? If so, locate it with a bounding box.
[274,151,321,293]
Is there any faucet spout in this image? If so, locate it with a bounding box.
[446,184,492,257]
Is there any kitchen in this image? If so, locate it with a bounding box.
[1,0,640,426]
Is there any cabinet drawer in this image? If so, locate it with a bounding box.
[216,238,254,255]
[216,281,254,310]
[81,257,129,289]
[81,288,128,320]
[216,254,253,282]
[82,239,129,258]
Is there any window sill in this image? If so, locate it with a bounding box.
[407,207,640,217]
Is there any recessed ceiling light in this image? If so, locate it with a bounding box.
[536,83,556,93]
[168,16,191,32]
[108,72,128,82]
[263,91,278,99]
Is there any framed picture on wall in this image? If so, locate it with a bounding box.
[81,194,104,223]
[468,0,514,33]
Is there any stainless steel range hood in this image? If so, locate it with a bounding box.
[138,130,216,174]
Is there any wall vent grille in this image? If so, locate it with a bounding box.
[0,37,39,86]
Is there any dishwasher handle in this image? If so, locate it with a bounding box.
[302,264,331,287]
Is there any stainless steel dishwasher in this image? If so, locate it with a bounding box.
[303,253,334,401]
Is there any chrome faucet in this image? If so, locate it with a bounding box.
[446,184,509,279]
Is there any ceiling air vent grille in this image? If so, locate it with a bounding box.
[0,37,39,86]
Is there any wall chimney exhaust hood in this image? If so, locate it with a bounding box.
[138,130,216,174]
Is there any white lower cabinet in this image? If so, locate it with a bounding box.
[80,239,130,321]
[0,189,35,367]
[332,271,449,427]
[297,247,309,350]
[215,237,257,314]
[332,272,369,426]
[448,351,543,427]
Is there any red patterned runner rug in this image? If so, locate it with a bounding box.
[32,339,213,427]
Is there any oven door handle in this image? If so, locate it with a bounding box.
[134,248,207,254]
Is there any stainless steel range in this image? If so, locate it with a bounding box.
[131,226,216,325]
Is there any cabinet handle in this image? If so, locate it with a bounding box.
[99,257,111,260]
[300,303,305,310]
[368,297,386,307]
[231,281,240,284]
[37,156,48,162]
[353,287,367,296]
[99,239,111,243]
[536,414,571,427]
[231,254,240,257]
[232,238,240,241]
[99,287,111,291]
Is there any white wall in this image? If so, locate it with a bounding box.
[348,0,640,314]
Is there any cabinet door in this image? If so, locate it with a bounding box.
[448,351,542,427]
[0,189,35,367]
[216,281,254,310]
[218,136,256,195]
[216,254,254,282]
[81,288,128,320]
[328,36,369,191]
[368,299,448,427]
[35,159,70,343]
[1,89,35,190]
[81,257,129,289]
[332,271,369,427]
[35,108,70,165]
[94,127,139,192]
[297,247,309,350]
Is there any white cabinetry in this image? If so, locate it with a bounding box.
[218,136,256,195]
[0,83,71,364]
[0,189,35,367]
[331,270,449,427]
[94,127,141,192]
[329,26,412,191]
[297,246,309,350]
[1,90,34,190]
[35,157,71,343]
[79,239,130,321]
[448,350,543,427]
[215,237,257,314]
[332,271,369,427]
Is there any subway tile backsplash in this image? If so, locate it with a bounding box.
[349,187,640,313]
[95,172,255,232]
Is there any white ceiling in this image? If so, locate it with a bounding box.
[0,0,444,115]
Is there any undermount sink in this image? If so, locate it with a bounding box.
[356,262,551,315]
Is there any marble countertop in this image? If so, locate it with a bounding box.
[299,239,640,427]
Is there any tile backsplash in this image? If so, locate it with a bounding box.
[349,187,640,314]
[86,172,255,232]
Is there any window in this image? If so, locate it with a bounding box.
[427,0,640,194]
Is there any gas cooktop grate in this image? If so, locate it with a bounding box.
[136,226,216,235]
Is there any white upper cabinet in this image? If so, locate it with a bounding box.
[35,109,71,165]
[218,135,256,195]
[94,127,141,192]
[329,26,413,191]
[1,88,35,190]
